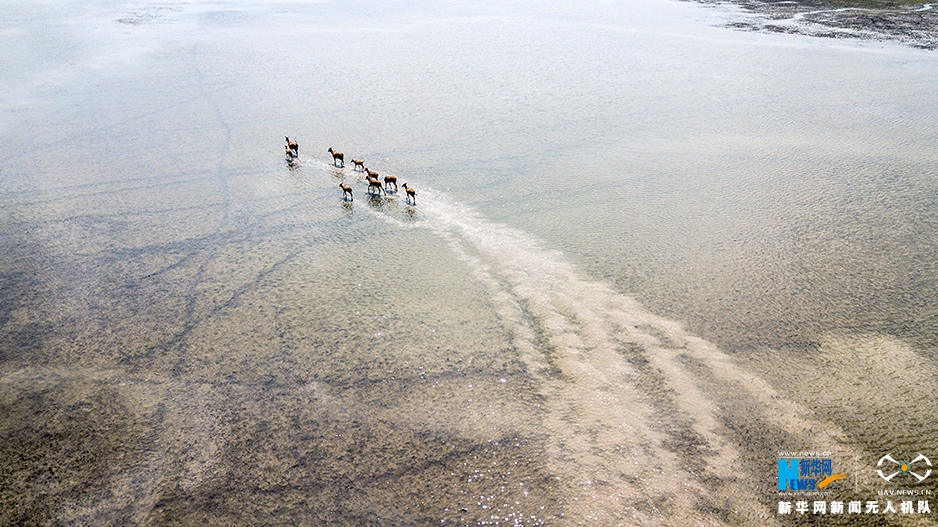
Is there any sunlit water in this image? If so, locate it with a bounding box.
[2,1,938,525]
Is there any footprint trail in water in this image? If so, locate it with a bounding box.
[364,186,866,525]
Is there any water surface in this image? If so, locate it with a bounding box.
[2,1,938,525]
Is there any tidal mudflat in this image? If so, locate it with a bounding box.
[2,1,938,525]
[710,0,938,48]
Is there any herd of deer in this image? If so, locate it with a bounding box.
[285,137,416,205]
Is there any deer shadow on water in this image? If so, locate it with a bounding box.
[366,193,387,211]
[401,204,417,221]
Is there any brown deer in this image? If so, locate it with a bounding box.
[285,136,298,156]
[363,167,379,179]
[383,174,398,192]
[351,159,365,171]
[403,183,416,205]
[285,145,297,160]
[366,176,385,196]
[339,183,353,201]
[328,147,344,167]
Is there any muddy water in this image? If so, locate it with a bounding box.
[2,1,938,525]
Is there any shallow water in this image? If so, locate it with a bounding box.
[2,1,938,525]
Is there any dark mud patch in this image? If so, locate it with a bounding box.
[700,0,938,49]
[0,377,149,526]
[116,5,181,26]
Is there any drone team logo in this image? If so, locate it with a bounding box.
[878,454,932,483]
